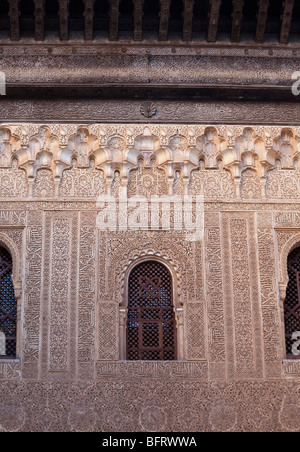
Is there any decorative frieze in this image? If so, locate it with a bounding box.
[0,211,26,226]
[0,380,299,431]
[96,361,208,379]
[0,123,298,201]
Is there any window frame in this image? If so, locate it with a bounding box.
[284,246,300,360]
[0,234,23,362]
[126,260,177,361]
[119,256,184,361]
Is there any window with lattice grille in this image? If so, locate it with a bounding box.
[0,247,17,359]
[285,247,300,360]
[127,261,177,361]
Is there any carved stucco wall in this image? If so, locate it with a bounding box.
[0,123,300,432]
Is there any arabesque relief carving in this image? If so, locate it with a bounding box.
[0,123,298,200]
[0,122,300,432]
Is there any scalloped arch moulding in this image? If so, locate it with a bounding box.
[1,121,300,431]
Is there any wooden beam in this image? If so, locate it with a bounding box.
[231,0,244,43]
[207,0,221,43]
[109,0,120,41]
[84,0,95,41]
[255,0,269,43]
[8,0,20,41]
[280,0,295,44]
[133,0,144,41]
[59,0,69,41]
[159,0,171,41]
[183,0,194,41]
[34,0,45,41]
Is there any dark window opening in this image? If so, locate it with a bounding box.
[20,0,35,34]
[0,247,17,360]
[285,247,300,360]
[45,0,59,35]
[94,0,109,33]
[127,261,177,361]
[69,0,84,32]
[169,0,183,36]
[242,1,259,36]
[0,0,9,15]
[143,0,159,34]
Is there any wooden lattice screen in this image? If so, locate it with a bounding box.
[285,247,300,360]
[0,247,17,359]
[127,261,177,361]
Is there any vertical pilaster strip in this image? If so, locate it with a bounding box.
[185,237,206,361]
[257,228,282,378]
[78,213,97,379]
[185,301,206,361]
[222,212,263,380]
[41,212,78,380]
[49,217,71,372]
[205,226,226,379]
[98,303,119,361]
[98,230,119,361]
[22,213,43,379]
[40,211,51,380]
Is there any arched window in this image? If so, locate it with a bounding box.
[127,261,177,361]
[284,247,300,360]
[0,247,17,359]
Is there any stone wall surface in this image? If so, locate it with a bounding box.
[0,122,299,432]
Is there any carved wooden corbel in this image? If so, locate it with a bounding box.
[8,0,20,41]
[159,0,171,41]
[59,0,70,41]
[34,0,46,41]
[255,0,269,43]
[109,0,120,41]
[231,0,244,43]
[183,0,194,42]
[280,0,295,44]
[84,0,95,41]
[133,0,144,41]
[207,0,221,43]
